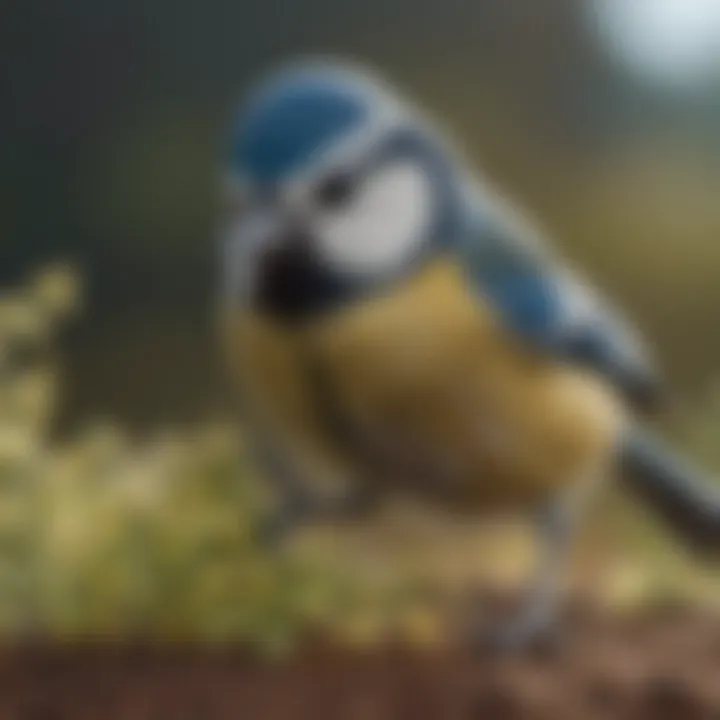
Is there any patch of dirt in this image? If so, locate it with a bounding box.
[0,606,718,719]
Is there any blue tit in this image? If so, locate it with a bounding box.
[219,60,720,649]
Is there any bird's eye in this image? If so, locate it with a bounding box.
[314,172,355,210]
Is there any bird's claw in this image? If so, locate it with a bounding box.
[475,613,560,655]
[254,505,304,549]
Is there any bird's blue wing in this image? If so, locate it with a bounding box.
[459,184,661,409]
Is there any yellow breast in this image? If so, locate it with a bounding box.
[296,258,625,509]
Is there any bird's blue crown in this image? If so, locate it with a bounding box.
[229,63,389,187]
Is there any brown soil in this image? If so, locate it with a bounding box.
[0,606,718,719]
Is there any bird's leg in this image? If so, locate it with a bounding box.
[479,471,601,652]
[257,483,377,548]
[481,502,575,652]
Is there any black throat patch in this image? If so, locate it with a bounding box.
[254,241,353,322]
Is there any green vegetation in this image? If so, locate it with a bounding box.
[0,268,440,651]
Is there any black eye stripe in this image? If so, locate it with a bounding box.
[314,171,356,209]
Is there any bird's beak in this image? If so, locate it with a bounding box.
[220,209,315,318]
[220,209,280,306]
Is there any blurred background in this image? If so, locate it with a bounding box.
[4,0,720,429]
[0,0,719,655]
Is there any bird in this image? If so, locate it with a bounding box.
[218,59,720,650]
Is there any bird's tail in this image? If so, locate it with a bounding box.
[620,427,720,556]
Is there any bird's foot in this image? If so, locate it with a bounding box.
[474,607,560,656]
[255,505,303,549]
[255,487,377,549]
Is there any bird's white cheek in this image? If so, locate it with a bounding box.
[315,163,433,276]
